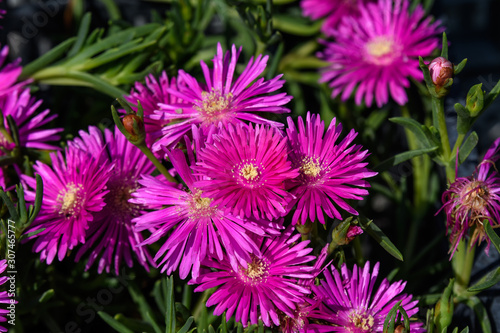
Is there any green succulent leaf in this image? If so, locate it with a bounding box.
[467,267,500,292]
[484,221,500,254]
[358,217,403,261]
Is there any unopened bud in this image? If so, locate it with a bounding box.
[346,226,363,242]
[296,221,313,235]
[123,114,143,135]
[329,217,363,253]
[429,57,454,88]
[394,324,405,333]
[465,83,484,117]
[122,114,145,145]
[434,279,454,332]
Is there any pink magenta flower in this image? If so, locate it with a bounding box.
[0,260,12,332]
[0,45,28,97]
[190,226,316,327]
[124,71,179,149]
[131,137,268,280]
[194,122,299,221]
[439,138,500,257]
[300,0,370,34]
[152,43,292,151]
[22,145,113,264]
[67,126,156,275]
[319,0,442,107]
[286,112,376,225]
[0,88,62,152]
[309,261,425,332]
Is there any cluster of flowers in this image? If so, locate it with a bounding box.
[9,38,428,330]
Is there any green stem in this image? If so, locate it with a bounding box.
[401,106,431,262]
[452,238,476,296]
[136,143,177,183]
[432,98,455,180]
[352,236,364,267]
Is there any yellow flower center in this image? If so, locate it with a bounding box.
[365,37,395,65]
[240,164,259,180]
[348,311,375,332]
[240,255,269,286]
[366,37,393,57]
[195,89,233,123]
[300,157,322,177]
[187,190,216,219]
[57,183,84,217]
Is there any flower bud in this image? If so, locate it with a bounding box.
[465,83,484,117]
[429,57,454,88]
[329,217,363,252]
[434,279,454,332]
[394,325,405,333]
[122,114,145,144]
[295,220,313,235]
[346,226,363,242]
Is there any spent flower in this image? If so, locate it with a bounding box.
[439,137,500,257]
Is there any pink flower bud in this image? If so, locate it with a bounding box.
[346,225,363,242]
[429,57,454,87]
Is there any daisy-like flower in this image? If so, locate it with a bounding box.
[22,145,113,264]
[0,45,28,97]
[286,112,376,225]
[152,43,292,151]
[194,122,298,221]
[309,261,425,332]
[68,126,155,275]
[300,0,369,34]
[319,0,442,107]
[0,88,62,152]
[0,260,12,332]
[191,226,316,328]
[124,71,179,149]
[131,136,269,280]
[439,137,500,257]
